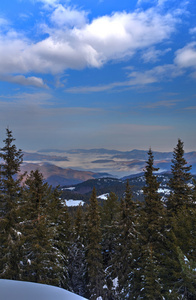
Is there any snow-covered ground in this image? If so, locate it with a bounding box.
[0,279,87,300]
[97,193,109,200]
[61,187,76,191]
[65,199,85,206]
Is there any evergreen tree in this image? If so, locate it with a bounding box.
[167,139,192,214]
[0,128,24,279]
[166,208,196,299]
[86,187,104,299]
[101,192,120,268]
[47,185,72,290]
[69,204,87,297]
[115,181,139,299]
[101,192,120,299]
[20,170,62,286]
[165,140,196,298]
[135,149,167,299]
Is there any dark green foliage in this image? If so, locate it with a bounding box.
[165,208,196,299]
[0,128,24,279]
[86,187,104,299]
[101,192,120,267]
[48,186,72,289]
[69,205,87,297]
[114,181,139,299]
[134,149,167,299]
[101,192,120,299]
[167,139,192,214]
[165,140,196,299]
[20,170,63,286]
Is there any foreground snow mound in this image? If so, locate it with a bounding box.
[0,279,88,300]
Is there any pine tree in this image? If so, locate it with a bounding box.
[20,170,62,286]
[165,140,196,298]
[47,185,72,290]
[69,204,87,297]
[101,192,120,299]
[0,128,24,279]
[167,139,192,214]
[101,192,120,268]
[86,187,104,299]
[167,208,196,299]
[135,149,167,299]
[115,181,139,299]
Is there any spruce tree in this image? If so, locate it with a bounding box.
[135,148,167,299]
[0,128,24,280]
[115,181,139,299]
[20,170,62,286]
[101,192,120,299]
[165,140,196,298]
[69,204,87,297]
[167,208,196,299]
[47,185,72,290]
[101,192,120,268]
[167,139,192,214]
[86,187,104,299]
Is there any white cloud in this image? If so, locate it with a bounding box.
[175,42,196,69]
[141,47,171,63]
[0,75,48,88]
[65,64,183,93]
[0,7,179,76]
[141,99,181,108]
[0,17,9,27]
[51,5,88,28]
[66,81,127,93]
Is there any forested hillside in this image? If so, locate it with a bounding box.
[0,129,196,299]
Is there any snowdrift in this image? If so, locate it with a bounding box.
[0,279,87,300]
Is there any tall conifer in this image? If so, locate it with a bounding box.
[0,128,24,279]
[86,187,103,299]
[115,181,138,299]
[167,139,192,214]
[101,192,120,299]
[165,140,195,298]
[135,149,167,299]
[69,205,87,297]
[20,170,61,286]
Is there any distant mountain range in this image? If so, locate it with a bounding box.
[20,163,110,187]
[20,148,196,187]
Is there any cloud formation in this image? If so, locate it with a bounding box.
[66,64,183,93]
[141,99,181,109]
[0,5,179,79]
[175,42,196,69]
[0,75,48,88]
[51,5,88,28]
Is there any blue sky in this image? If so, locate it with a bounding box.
[0,0,196,151]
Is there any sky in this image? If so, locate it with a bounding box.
[0,0,196,152]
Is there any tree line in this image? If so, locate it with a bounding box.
[0,128,196,299]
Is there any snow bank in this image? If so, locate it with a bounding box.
[97,193,109,200]
[65,199,85,207]
[62,187,76,191]
[0,279,87,300]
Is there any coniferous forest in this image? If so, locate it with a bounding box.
[0,129,196,300]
